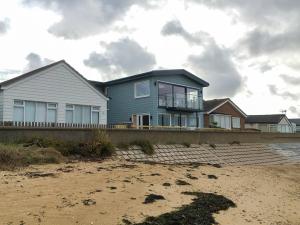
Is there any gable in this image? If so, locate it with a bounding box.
[1,61,107,101]
[3,63,107,106]
[205,99,247,117]
[279,116,291,125]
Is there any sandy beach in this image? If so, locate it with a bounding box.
[0,160,299,225]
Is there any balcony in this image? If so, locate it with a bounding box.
[158,93,201,112]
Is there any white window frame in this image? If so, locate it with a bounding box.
[232,117,241,128]
[13,100,57,123]
[91,106,100,124]
[212,114,232,129]
[134,80,150,98]
[158,113,171,127]
[65,104,101,124]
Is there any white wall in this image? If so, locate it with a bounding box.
[2,63,107,124]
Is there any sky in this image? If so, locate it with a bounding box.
[0,0,299,118]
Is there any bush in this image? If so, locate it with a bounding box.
[0,144,64,170]
[182,142,191,148]
[131,140,154,155]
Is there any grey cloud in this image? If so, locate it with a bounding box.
[161,19,211,45]
[268,84,299,100]
[187,0,300,26]
[260,62,273,73]
[84,38,156,80]
[0,69,21,82]
[187,41,243,98]
[25,53,54,72]
[23,0,161,39]
[280,74,300,86]
[289,106,300,117]
[239,28,300,56]
[0,18,10,35]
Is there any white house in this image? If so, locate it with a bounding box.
[245,114,294,133]
[0,60,108,125]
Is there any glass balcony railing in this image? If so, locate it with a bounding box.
[158,94,200,110]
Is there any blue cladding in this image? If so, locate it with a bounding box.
[106,73,207,128]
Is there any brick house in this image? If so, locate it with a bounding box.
[203,98,247,129]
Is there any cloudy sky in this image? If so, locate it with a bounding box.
[0,0,299,118]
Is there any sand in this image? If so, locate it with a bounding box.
[0,160,299,225]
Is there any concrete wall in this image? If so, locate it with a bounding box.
[0,127,299,144]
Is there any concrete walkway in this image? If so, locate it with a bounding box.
[115,143,300,166]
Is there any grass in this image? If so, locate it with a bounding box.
[0,143,64,171]
[130,140,154,155]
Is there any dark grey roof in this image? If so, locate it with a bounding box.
[89,80,105,95]
[203,98,229,112]
[290,119,300,125]
[203,98,247,117]
[0,60,64,88]
[104,69,209,87]
[245,114,286,124]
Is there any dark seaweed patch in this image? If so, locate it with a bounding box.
[207,175,218,179]
[128,192,236,225]
[175,180,191,185]
[143,194,165,204]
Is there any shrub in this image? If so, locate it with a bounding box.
[0,144,64,170]
[182,142,191,148]
[117,142,129,150]
[131,140,154,155]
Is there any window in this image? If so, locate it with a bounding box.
[13,100,24,122]
[91,106,100,124]
[157,82,200,110]
[158,83,172,107]
[187,88,199,109]
[65,104,100,124]
[232,117,241,128]
[174,86,186,108]
[173,114,186,127]
[211,114,231,129]
[13,100,57,123]
[134,80,150,98]
[158,114,171,126]
[188,115,197,127]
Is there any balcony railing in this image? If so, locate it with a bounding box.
[158,94,200,110]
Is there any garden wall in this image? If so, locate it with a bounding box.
[0,127,300,144]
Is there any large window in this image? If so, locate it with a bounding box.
[173,114,187,127]
[158,82,199,109]
[13,100,57,123]
[158,83,172,107]
[174,86,186,108]
[158,113,171,126]
[134,80,150,98]
[187,88,199,109]
[211,114,231,129]
[66,104,100,124]
[232,117,241,128]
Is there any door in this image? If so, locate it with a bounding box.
[132,114,150,129]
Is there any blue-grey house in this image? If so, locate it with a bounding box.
[92,69,209,129]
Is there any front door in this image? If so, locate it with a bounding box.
[132,114,150,129]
